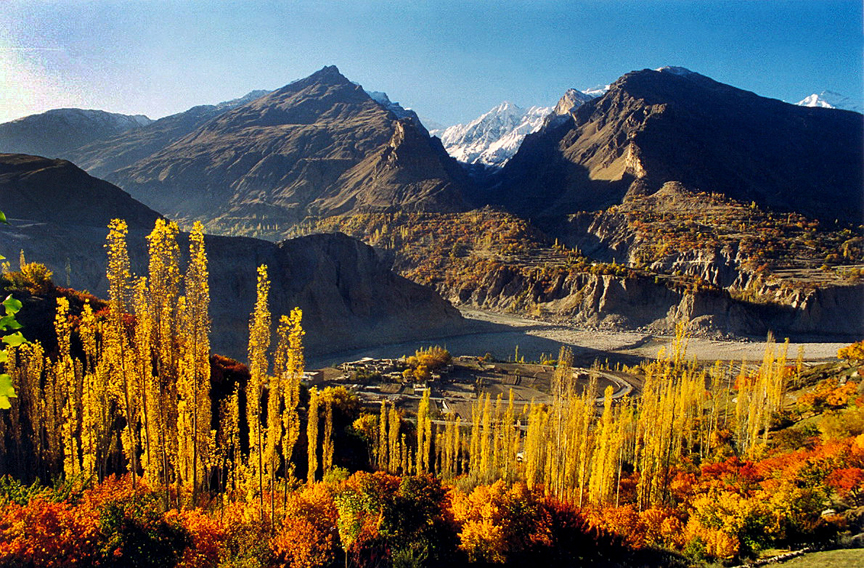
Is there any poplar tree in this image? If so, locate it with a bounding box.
[588,386,615,505]
[377,400,388,470]
[247,264,271,514]
[416,388,432,474]
[275,309,303,486]
[388,403,400,473]
[146,219,181,506]
[55,298,80,479]
[79,302,100,480]
[106,219,140,486]
[307,387,320,483]
[479,393,492,481]
[322,394,334,475]
[182,222,212,504]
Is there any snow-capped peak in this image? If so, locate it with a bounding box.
[797,91,862,114]
[431,102,553,169]
[656,66,697,76]
[433,87,604,170]
[582,85,610,98]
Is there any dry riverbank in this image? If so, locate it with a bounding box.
[310,308,854,368]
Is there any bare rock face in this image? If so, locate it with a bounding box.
[199,231,464,359]
[496,68,864,224]
[445,264,864,338]
[0,154,465,359]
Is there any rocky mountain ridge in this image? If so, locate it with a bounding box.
[79,66,469,238]
[0,109,152,160]
[493,67,864,226]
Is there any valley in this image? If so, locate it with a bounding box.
[0,59,862,568]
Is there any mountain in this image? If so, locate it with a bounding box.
[431,90,603,171]
[96,66,468,238]
[797,90,863,114]
[432,102,552,169]
[0,153,465,360]
[495,67,864,224]
[65,90,271,180]
[0,109,152,159]
[549,89,598,121]
[365,91,428,134]
[0,153,161,230]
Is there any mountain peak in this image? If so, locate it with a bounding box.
[307,65,350,85]
[656,66,697,77]
[434,101,552,169]
[797,91,862,114]
[315,64,342,77]
[553,89,596,117]
[497,67,863,224]
[274,65,352,94]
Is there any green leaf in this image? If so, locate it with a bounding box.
[2,295,22,316]
[0,374,16,409]
[0,315,22,330]
[0,211,7,225]
[2,332,25,348]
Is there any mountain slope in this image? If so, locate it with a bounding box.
[0,153,161,230]
[66,90,270,180]
[495,67,864,224]
[0,153,465,359]
[0,109,151,159]
[103,66,468,238]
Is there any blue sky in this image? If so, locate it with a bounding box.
[1,0,861,126]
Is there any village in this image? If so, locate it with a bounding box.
[307,352,638,421]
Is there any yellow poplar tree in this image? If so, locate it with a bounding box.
[247,264,271,512]
[276,308,304,482]
[182,221,212,504]
[307,387,320,483]
[322,393,334,475]
[416,388,432,474]
[388,403,400,473]
[106,219,140,485]
[146,219,182,504]
[55,298,80,480]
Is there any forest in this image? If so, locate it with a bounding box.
[0,218,862,567]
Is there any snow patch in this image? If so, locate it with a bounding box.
[796,91,862,114]
[656,66,696,76]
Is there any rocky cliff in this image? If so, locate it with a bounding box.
[443,263,864,338]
